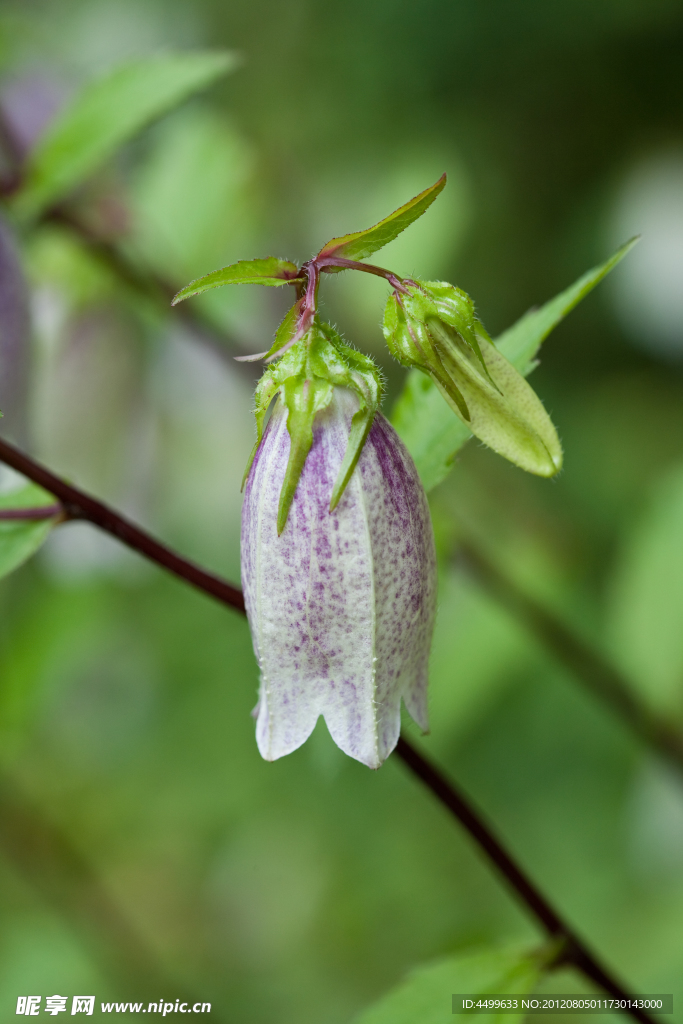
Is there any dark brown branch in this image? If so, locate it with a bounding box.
[0,436,244,612]
[0,438,656,1024]
[458,541,683,772]
[394,737,654,1023]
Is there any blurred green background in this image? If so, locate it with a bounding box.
[1,1,683,1021]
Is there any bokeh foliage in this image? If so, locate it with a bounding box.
[0,1,683,1021]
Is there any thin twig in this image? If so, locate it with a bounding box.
[0,436,655,1023]
[0,503,62,520]
[0,436,244,612]
[457,541,683,772]
[42,207,261,382]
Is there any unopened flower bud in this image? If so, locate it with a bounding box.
[241,388,436,768]
[383,280,562,477]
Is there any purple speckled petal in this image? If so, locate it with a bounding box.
[241,388,436,769]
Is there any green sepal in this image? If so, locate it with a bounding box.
[383,291,470,419]
[244,319,383,533]
[278,374,334,534]
[172,257,303,305]
[386,280,497,390]
[318,325,383,512]
[263,299,305,362]
[318,174,446,267]
[241,368,282,489]
[425,280,499,390]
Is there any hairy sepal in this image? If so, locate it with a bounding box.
[244,320,383,534]
[383,290,470,419]
[319,326,383,512]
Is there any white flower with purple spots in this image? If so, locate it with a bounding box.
[170,177,563,766]
[241,388,436,769]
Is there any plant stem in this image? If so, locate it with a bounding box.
[0,504,62,520]
[457,541,683,773]
[41,207,262,380]
[0,437,244,612]
[0,436,656,1024]
[316,254,407,292]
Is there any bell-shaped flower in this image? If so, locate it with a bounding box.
[241,387,437,769]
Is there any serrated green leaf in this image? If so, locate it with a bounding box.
[318,174,446,266]
[0,484,59,580]
[496,237,639,374]
[354,945,542,1024]
[393,240,638,491]
[172,258,302,305]
[14,50,239,220]
[607,460,683,712]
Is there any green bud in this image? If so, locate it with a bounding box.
[383,280,562,477]
[245,310,383,534]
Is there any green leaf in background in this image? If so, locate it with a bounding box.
[354,945,543,1024]
[172,257,303,305]
[495,236,640,374]
[607,460,683,713]
[392,239,638,492]
[13,50,239,220]
[318,173,446,266]
[0,483,60,579]
[392,369,471,493]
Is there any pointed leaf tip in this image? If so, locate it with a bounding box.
[172,258,303,305]
[318,173,447,266]
[496,236,640,374]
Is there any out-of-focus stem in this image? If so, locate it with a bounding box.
[457,540,683,772]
